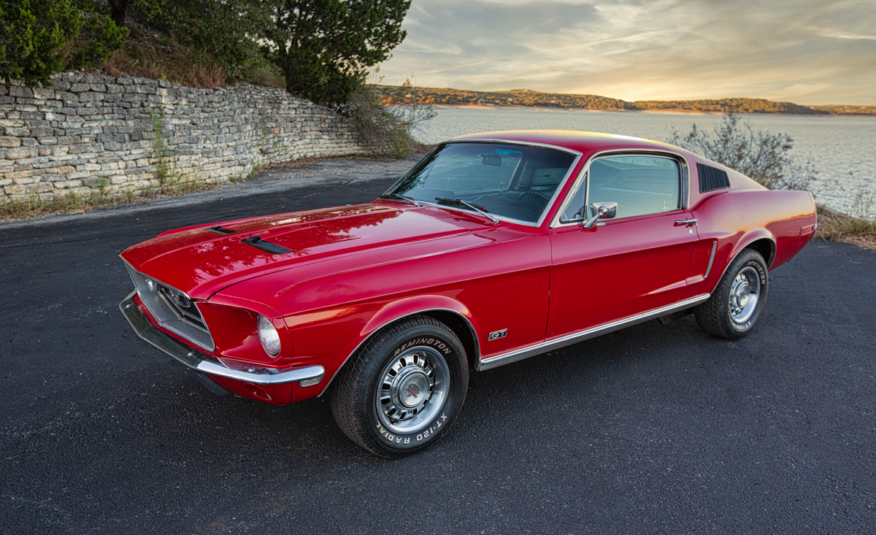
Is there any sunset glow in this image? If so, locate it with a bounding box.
[378,0,876,105]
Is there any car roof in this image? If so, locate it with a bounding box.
[447,130,682,155]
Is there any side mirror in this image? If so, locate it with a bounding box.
[582,201,617,229]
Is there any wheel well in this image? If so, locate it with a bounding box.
[319,309,480,397]
[421,310,480,371]
[743,238,776,268]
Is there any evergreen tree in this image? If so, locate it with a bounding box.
[256,0,410,107]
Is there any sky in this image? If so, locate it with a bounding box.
[377,0,876,105]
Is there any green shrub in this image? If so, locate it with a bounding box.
[667,113,816,191]
[0,0,126,86]
[348,77,435,158]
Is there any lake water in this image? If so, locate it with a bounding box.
[413,107,876,217]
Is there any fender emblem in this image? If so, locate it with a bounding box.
[488,329,507,341]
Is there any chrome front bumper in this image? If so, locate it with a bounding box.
[119,292,325,387]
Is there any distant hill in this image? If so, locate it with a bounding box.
[809,105,876,116]
[373,86,876,116]
[631,98,826,115]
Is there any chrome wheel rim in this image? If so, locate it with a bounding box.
[729,266,761,325]
[376,346,449,435]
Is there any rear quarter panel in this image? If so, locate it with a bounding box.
[682,185,816,300]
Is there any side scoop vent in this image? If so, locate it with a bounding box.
[241,236,293,255]
[697,163,731,193]
[207,225,235,234]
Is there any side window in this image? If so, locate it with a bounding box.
[588,156,681,219]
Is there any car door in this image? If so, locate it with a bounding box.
[546,153,698,339]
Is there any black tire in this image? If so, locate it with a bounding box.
[695,248,769,340]
[330,315,469,457]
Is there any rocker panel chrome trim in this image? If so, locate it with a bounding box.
[476,293,711,371]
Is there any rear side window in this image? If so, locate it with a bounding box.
[561,155,682,221]
[697,163,730,192]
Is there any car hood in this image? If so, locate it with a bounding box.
[120,203,483,299]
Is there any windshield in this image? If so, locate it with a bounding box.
[388,142,577,224]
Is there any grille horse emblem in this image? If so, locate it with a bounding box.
[170,290,191,308]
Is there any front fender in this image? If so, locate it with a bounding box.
[312,296,480,399]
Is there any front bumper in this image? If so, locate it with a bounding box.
[119,292,324,387]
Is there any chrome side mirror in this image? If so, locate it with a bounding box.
[582,201,617,229]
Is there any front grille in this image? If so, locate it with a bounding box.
[124,263,215,351]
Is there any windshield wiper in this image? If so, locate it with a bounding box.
[379,193,420,206]
[433,197,499,225]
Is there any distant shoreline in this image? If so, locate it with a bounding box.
[425,104,875,117]
[430,104,720,114]
[377,85,876,117]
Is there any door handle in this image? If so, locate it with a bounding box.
[675,218,698,226]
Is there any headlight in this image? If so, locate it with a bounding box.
[257,315,281,358]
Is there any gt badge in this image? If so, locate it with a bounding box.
[488,329,507,341]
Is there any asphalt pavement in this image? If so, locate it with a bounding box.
[1,158,874,534]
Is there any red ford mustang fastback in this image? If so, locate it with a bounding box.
[120,131,817,456]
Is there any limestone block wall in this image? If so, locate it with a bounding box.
[0,72,366,204]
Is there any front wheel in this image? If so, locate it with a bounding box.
[695,248,769,339]
[330,316,469,457]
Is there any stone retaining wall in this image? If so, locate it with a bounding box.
[0,73,366,204]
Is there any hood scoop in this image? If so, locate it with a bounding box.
[241,235,294,255]
[207,225,235,235]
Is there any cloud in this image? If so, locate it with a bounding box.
[377,0,876,104]
[422,61,489,74]
[811,27,876,40]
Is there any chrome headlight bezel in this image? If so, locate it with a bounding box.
[257,315,282,358]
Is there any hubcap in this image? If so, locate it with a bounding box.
[729,266,761,325]
[394,367,429,408]
[376,346,450,435]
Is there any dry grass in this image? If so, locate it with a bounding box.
[0,153,401,223]
[103,32,229,89]
[99,24,284,90]
[816,205,876,251]
[1,187,144,221]
[0,176,246,223]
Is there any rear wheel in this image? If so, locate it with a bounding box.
[695,249,769,339]
[330,316,469,457]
